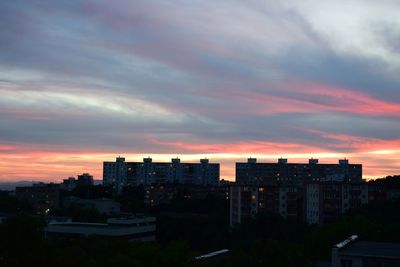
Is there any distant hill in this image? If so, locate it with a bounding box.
[368,175,400,187]
[0,181,40,191]
[0,179,103,191]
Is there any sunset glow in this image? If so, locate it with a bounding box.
[1,0,400,183]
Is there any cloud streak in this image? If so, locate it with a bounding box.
[0,0,399,181]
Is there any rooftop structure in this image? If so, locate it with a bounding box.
[332,236,400,267]
[44,216,156,241]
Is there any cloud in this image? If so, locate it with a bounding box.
[0,0,399,181]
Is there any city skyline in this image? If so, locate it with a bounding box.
[1,1,400,182]
[0,155,377,183]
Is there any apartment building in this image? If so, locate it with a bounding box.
[103,157,220,192]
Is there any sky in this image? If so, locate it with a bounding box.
[1,0,400,182]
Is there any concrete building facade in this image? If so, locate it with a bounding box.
[103,157,220,192]
[231,158,366,226]
[15,183,60,214]
[305,182,368,224]
[236,158,362,186]
[230,185,303,226]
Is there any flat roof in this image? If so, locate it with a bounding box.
[236,162,361,166]
[339,241,400,259]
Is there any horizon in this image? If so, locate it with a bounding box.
[1,1,400,182]
[0,154,394,183]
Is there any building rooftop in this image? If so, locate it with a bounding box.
[339,241,400,259]
[47,216,156,228]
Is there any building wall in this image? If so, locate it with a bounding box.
[16,183,60,214]
[103,157,220,191]
[306,184,320,224]
[230,186,254,226]
[305,182,368,224]
[236,158,362,186]
[230,185,302,225]
[231,182,368,226]
[342,184,368,213]
[144,185,176,207]
[103,156,127,192]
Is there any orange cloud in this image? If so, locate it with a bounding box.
[1,139,399,183]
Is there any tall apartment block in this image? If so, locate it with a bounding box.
[103,157,220,192]
[230,184,302,225]
[305,182,368,224]
[230,158,365,225]
[236,158,362,186]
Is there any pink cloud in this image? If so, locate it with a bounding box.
[308,129,400,152]
[0,140,399,182]
[146,136,326,154]
[302,85,400,116]
[200,82,400,117]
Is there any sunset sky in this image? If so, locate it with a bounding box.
[1,0,400,182]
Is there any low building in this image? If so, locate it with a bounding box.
[61,177,77,191]
[77,173,94,186]
[15,183,60,214]
[331,236,400,267]
[63,197,121,215]
[61,173,94,190]
[44,216,156,241]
